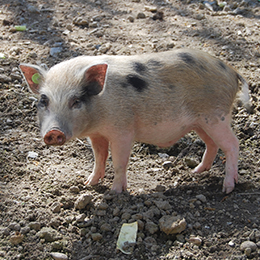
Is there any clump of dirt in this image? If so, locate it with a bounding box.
[0,0,260,259]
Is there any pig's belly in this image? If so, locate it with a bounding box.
[134,119,194,148]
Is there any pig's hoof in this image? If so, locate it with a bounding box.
[192,163,211,174]
[85,175,100,186]
[111,183,127,193]
[222,185,235,194]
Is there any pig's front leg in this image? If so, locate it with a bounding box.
[110,133,133,193]
[85,135,109,186]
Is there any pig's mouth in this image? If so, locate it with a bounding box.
[43,128,67,146]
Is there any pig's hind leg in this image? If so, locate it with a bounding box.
[193,127,219,173]
[110,133,134,193]
[85,136,109,186]
[199,115,239,194]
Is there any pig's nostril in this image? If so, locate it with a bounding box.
[44,129,66,145]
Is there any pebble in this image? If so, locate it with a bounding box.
[10,233,24,245]
[91,233,103,241]
[154,200,171,210]
[162,161,173,169]
[37,227,62,242]
[8,222,21,231]
[73,17,88,26]
[51,202,62,213]
[145,221,158,234]
[74,193,93,210]
[144,5,157,12]
[100,223,112,232]
[98,43,111,54]
[240,241,257,252]
[196,194,207,203]
[50,252,68,260]
[188,236,202,246]
[159,215,187,235]
[0,227,10,236]
[0,74,11,83]
[28,221,41,231]
[184,158,198,168]
[128,16,135,22]
[137,12,146,19]
[69,186,80,194]
[228,240,235,247]
[50,47,63,57]
[76,213,86,223]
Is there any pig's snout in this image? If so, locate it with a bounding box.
[44,129,66,146]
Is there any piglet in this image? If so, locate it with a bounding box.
[20,48,251,193]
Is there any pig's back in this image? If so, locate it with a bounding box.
[103,49,239,122]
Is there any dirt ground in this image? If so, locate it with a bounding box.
[0,0,260,259]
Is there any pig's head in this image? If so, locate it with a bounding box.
[20,61,108,145]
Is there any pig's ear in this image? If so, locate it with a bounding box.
[19,64,44,94]
[84,64,108,95]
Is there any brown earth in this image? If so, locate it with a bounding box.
[0,0,260,259]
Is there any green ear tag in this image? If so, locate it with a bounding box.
[32,73,41,84]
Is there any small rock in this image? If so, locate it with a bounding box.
[159,215,187,235]
[73,17,88,26]
[193,222,201,229]
[76,213,86,223]
[28,221,41,231]
[188,236,202,246]
[8,222,21,231]
[100,223,112,232]
[128,16,135,22]
[98,202,109,210]
[145,221,159,234]
[91,233,102,241]
[37,227,62,242]
[162,161,173,169]
[69,186,80,194]
[0,227,10,236]
[51,202,62,213]
[228,240,235,247]
[184,158,198,168]
[152,11,164,21]
[0,74,11,83]
[145,5,157,12]
[154,200,171,210]
[27,4,40,13]
[155,185,166,192]
[99,43,111,54]
[75,193,92,210]
[240,241,257,252]
[50,252,68,260]
[20,226,30,234]
[10,233,24,245]
[50,47,63,57]
[137,12,146,19]
[196,194,207,203]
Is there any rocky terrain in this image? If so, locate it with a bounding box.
[0,0,260,259]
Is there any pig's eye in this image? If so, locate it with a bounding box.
[38,94,49,108]
[70,98,82,109]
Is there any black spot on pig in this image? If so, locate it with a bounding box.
[221,116,225,121]
[178,52,196,65]
[168,84,176,90]
[133,62,147,74]
[147,59,163,68]
[126,74,148,92]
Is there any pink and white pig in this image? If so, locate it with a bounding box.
[20,48,251,194]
